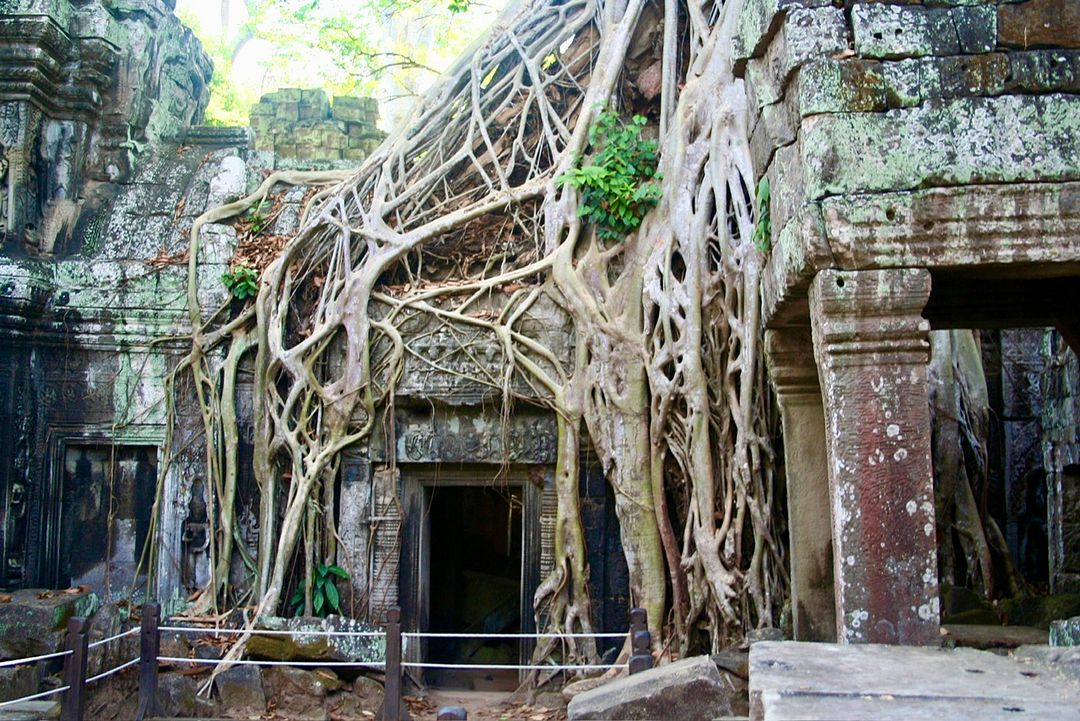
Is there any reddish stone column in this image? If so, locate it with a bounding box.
[809,268,940,645]
[765,327,836,642]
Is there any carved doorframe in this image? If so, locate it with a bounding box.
[397,464,551,672]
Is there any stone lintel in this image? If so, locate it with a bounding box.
[801,94,1080,201]
[766,328,836,641]
[810,268,939,646]
[822,182,1080,272]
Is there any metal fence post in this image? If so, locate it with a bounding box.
[61,616,90,721]
[135,603,162,721]
[384,607,402,721]
[628,607,653,675]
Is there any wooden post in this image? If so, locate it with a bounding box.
[384,607,402,721]
[628,607,653,675]
[135,603,162,721]
[61,616,90,721]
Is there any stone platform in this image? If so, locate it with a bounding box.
[749,641,1080,721]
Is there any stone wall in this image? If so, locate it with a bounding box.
[750,0,1080,644]
[249,89,384,163]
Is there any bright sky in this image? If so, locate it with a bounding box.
[175,0,505,127]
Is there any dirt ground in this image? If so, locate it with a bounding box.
[405,691,568,721]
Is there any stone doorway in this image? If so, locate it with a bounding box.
[398,465,544,690]
[426,484,523,689]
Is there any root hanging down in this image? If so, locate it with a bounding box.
[157,0,787,683]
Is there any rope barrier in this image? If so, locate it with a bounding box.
[158,656,386,668]
[158,626,385,638]
[403,631,628,639]
[0,650,73,669]
[401,661,628,671]
[85,657,140,684]
[88,627,141,650]
[0,685,69,709]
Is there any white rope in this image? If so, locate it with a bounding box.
[88,627,141,650]
[159,626,385,638]
[401,661,627,671]
[0,685,69,708]
[85,657,140,684]
[158,656,385,668]
[0,650,73,668]
[404,632,628,639]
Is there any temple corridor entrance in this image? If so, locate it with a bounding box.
[427,484,523,689]
[398,465,544,691]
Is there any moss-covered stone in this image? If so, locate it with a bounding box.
[800,94,1080,199]
[852,3,995,59]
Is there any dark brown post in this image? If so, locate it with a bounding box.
[437,708,467,720]
[61,616,90,721]
[628,607,653,675]
[384,607,402,721]
[135,603,162,721]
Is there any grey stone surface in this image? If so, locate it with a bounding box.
[567,655,735,721]
[750,641,1080,721]
[246,615,386,664]
[214,664,266,713]
[261,666,329,721]
[0,589,98,659]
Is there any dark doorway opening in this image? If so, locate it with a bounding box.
[427,485,523,689]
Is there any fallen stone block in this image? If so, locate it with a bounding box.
[567,656,735,720]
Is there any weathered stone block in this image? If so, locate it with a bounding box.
[798,59,888,115]
[852,3,995,59]
[261,666,329,721]
[810,268,938,645]
[215,664,266,713]
[999,0,1080,50]
[567,656,736,720]
[266,88,302,103]
[734,0,834,64]
[0,664,41,703]
[800,94,1080,200]
[0,589,99,659]
[158,673,218,718]
[745,6,848,108]
[245,615,386,664]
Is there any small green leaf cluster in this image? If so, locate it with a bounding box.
[557,110,662,242]
[448,0,470,13]
[291,563,350,618]
[752,177,771,253]
[222,265,260,300]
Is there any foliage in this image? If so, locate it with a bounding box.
[177,0,501,127]
[557,110,662,242]
[752,176,771,253]
[290,563,349,617]
[222,265,260,300]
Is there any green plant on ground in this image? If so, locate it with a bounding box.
[291,563,349,617]
[222,265,260,300]
[557,109,662,242]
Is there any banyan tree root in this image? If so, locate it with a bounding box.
[160,0,788,685]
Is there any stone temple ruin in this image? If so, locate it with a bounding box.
[0,0,1078,718]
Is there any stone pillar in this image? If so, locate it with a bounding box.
[809,268,940,645]
[765,328,836,642]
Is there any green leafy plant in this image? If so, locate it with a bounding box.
[291,563,349,618]
[222,265,260,300]
[752,176,771,253]
[556,109,662,242]
[448,0,470,12]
